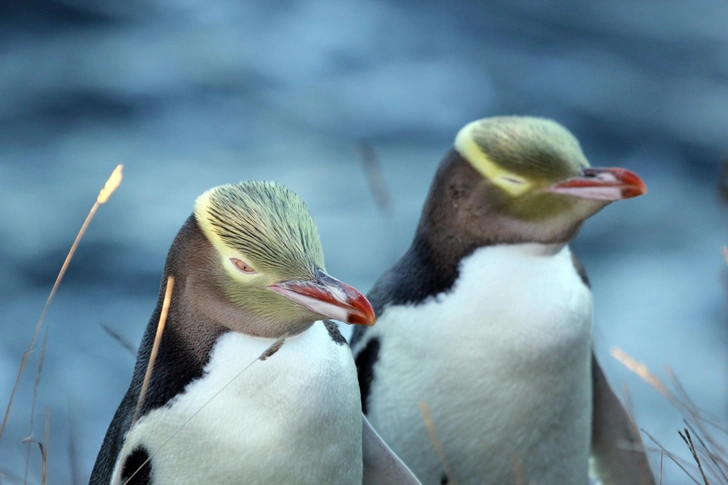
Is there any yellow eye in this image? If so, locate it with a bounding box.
[230,258,257,274]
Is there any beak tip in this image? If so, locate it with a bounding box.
[621,170,648,198]
[346,295,377,326]
[623,186,647,199]
[348,313,377,326]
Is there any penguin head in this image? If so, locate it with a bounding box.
[193,181,375,335]
[449,116,646,243]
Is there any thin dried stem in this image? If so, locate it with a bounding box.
[610,348,670,397]
[357,142,393,214]
[23,330,48,485]
[683,420,728,482]
[1,468,28,485]
[0,165,123,443]
[120,334,288,485]
[131,277,173,427]
[356,141,401,263]
[621,382,636,421]
[100,322,137,357]
[679,429,710,485]
[111,277,174,485]
[642,429,702,485]
[668,367,728,454]
[41,407,48,485]
[418,401,457,485]
[613,347,728,484]
[68,401,82,485]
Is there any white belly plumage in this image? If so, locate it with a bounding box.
[113,322,363,485]
[361,243,593,485]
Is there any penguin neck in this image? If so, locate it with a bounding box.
[148,216,226,365]
[132,216,311,416]
[133,269,228,416]
[163,216,312,347]
[384,150,576,305]
[415,150,581,271]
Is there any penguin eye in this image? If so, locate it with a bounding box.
[500,175,525,186]
[230,258,257,274]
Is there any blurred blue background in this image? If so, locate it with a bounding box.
[0,0,726,483]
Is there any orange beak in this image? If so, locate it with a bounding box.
[547,167,647,201]
[269,269,376,326]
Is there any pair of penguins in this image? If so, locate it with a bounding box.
[90,117,655,485]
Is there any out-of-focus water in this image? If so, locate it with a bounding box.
[1,1,726,483]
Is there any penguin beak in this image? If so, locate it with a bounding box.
[546,167,647,201]
[268,270,376,326]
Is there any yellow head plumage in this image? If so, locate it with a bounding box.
[195,181,325,284]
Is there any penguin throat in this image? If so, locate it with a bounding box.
[185,274,315,339]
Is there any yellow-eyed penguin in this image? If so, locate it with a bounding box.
[90,181,421,485]
[350,117,655,485]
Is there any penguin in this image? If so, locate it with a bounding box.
[90,181,421,485]
[350,117,655,485]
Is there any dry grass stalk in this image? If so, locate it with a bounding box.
[1,467,27,484]
[609,348,670,398]
[131,276,174,428]
[642,429,702,484]
[23,330,48,485]
[41,407,48,485]
[721,245,728,265]
[418,400,457,485]
[0,164,124,444]
[684,420,728,483]
[613,347,728,484]
[67,402,81,485]
[356,141,402,264]
[121,334,288,485]
[621,382,635,419]
[680,428,710,485]
[111,276,174,485]
[100,322,137,357]
[259,338,285,360]
[357,142,393,214]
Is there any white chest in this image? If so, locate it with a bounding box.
[364,244,594,485]
[115,322,362,485]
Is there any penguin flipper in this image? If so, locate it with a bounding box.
[590,352,655,485]
[362,414,422,485]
